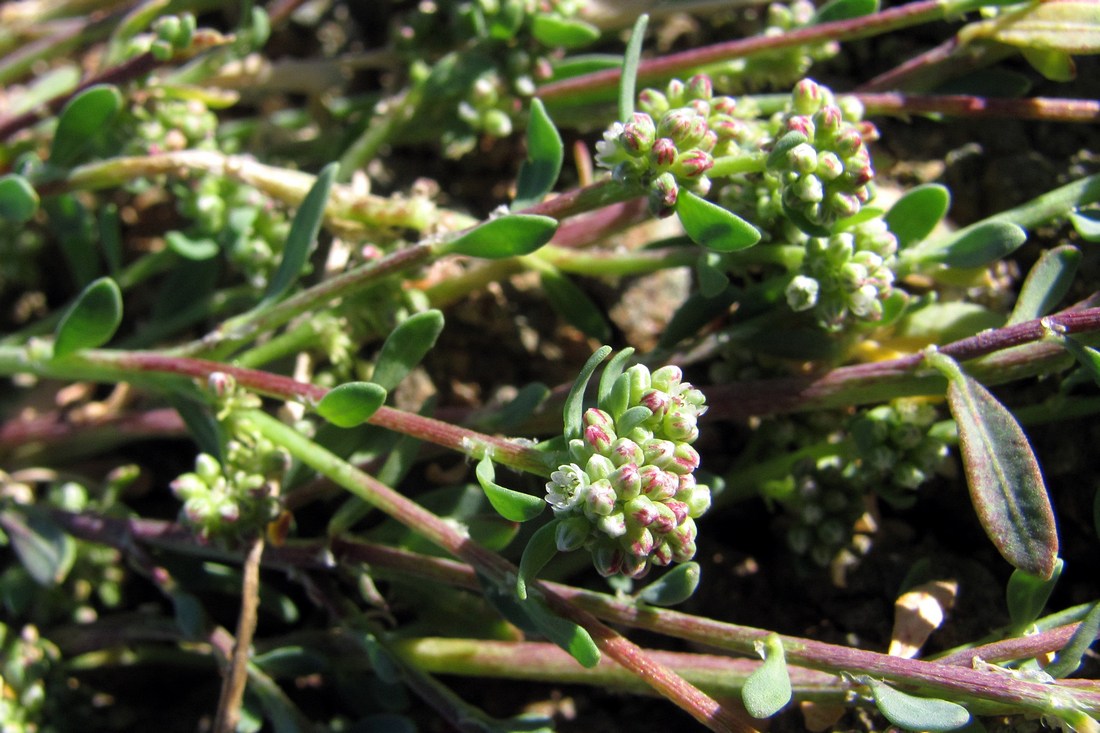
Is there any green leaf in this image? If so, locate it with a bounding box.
[442,215,558,258]
[765,130,809,169]
[1069,207,1100,241]
[1044,600,1100,678]
[597,348,636,411]
[165,230,220,261]
[530,14,600,49]
[263,162,337,304]
[742,633,792,719]
[54,276,123,358]
[0,507,77,586]
[930,353,1059,579]
[885,184,951,249]
[0,174,39,223]
[171,590,206,639]
[924,221,1028,268]
[517,520,560,600]
[959,0,1100,54]
[697,251,730,298]
[619,14,649,122]
[865,678,970,732]
[45,194,100,288]
[514,99,564,211]
[523,595,600,668]
[316,382,387,428]
[1062,336,1100,387]
[97,204,123,275]
[1021,47,1076,82]
[676,190,761,252]
[49,84,123,168]
[372,310,445,392]
[540,268,611,341]
[635,562,701,606]
[815,0,879,23]
[1007,558,1063,628]
[615,406,652,437]
[1006,245,1080,325]
[549,54,623,83]
[564,346,612,442]
[475,455,545,523]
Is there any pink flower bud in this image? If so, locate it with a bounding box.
[658,109,707,148]
[648,172,679,217]
[651,501,678,534]
[555,516,590,551]
[598,511,627,538]
[639,389,671,418]
[650,138,678,169]
[643,439,677,470]
[620,553,650,579]
[611,462,642,500]
[665,78,686,106]
[585,479,617,517]
[664,499,690,526]
[787,143,818,174]
[687,74,713,101]
[711,96,737,116]
[671,443,701,475]
[593,544,623,576]
[651,365,682,392]
[793,79,823,116]
[638,88,669,117]
[625,495,660,527]
[814,105,843,137]
[833,128,863,157]
[672,149,714,179]
[625,526,656,558]
[640,465,677,501]
[650,541,674,566]
[621,113,656,155]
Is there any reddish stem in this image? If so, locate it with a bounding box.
[859,93,1100,123]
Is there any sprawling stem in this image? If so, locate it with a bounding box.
[537,0,989,105]
[859,94,1100,123]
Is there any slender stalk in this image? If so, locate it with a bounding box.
[537,0,984,104]
[212,536,264,733]
[858,93,1100,123]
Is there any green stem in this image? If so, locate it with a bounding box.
[337,83,424,182]
[710,151,768,179]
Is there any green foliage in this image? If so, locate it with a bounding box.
[53,277,123,358]
[742,634,792,719]
[262,162,337,305]
[0,174,39,224]
[371,309,445,391]
[931,352,1059,579]
[864,677,970,732]
[48,85,123,168]
[317,382,387,427]
[441,215,558,258]
[475,455,545,523]
[675,190,761,252]
[1006,559,1063,628]
[513,99,563,210]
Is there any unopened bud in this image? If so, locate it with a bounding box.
[621,113,656,155]
[793,79,824,116]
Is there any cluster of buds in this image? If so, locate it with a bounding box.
[170,449,280,541]
[767,79,879,230]
[785,217,900,329]
[596,75,755,216]
[0,623,60,730]
[784,456,868,568]
[545,364,711,578]
[850,399,949,505]
[129,96,218,156]
[149,12,197,60]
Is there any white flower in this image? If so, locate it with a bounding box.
[546,463,589,512]
[595,122,626,168]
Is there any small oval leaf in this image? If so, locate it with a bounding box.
[0,174,40,223]
[475,454,546,523]
[885,184,951,249]
[931,353,1059,578]
[540,268,611,341]
[866,678,970,732]
[1021,47,1077,82]
[49,84,123,168]
[635,562,701,606]
[564,346,613,442]
[697,251,730,298]
[676,190,761,252]
[1007,245,1080,325]
[317,382,387,427]
[523,595,600,668]
[596,348,636,411]
[372,310,445,392]
[530,14,600,49]
[517,519,560,600]
[1007,558,1064,628]
[514,99,564,210]
[443,215,558,258]
[742,634,793,719]
[166,230,220,261]
[1062,336,1100,387]
[960,0,1100,54]
[765,130,809,169]
[1069,207,1100,241]
[929,221,1028,268]
[54,276,123,358]
[263,161,338,304]
[1,507,76,586]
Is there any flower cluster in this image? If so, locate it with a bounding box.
[767,78,879,230]
[850,399,949,506]
[785,217,899,329]
[545,364,711,578]
[596,75,750,216]
[784,456,868,568]
[170,380,288,540]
